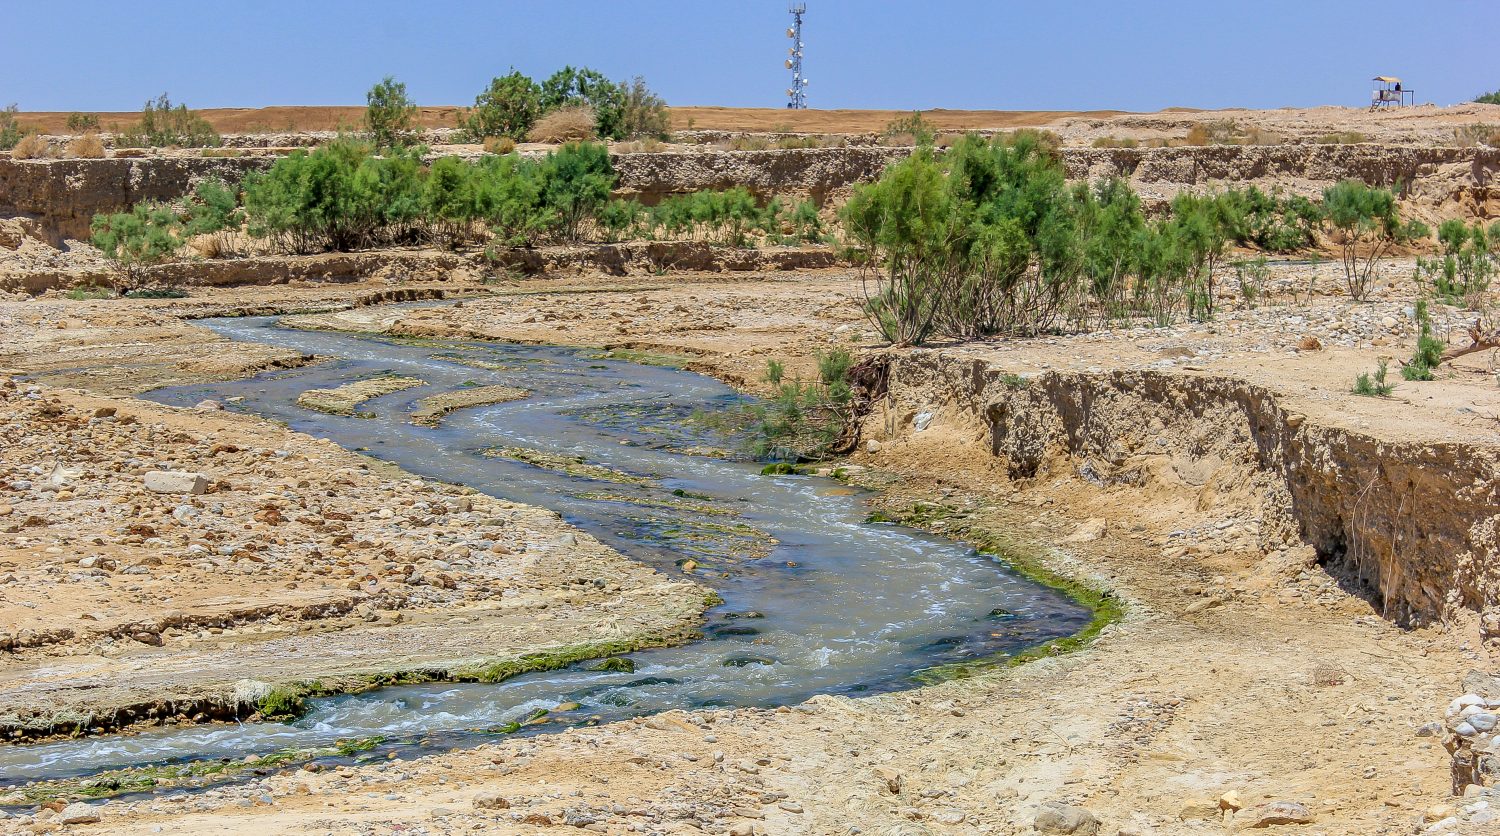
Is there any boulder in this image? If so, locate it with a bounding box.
[143,470,208,495]
[56,802,101,824]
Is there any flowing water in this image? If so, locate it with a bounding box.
[0,315,1089,784]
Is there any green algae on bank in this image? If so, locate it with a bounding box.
[483,446,653,484]
[4,736,387,806]
[295,375,425,416]
[863,501,1125,685]
[409,384,529,426]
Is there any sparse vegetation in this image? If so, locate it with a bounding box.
[1477,90,1500,105]
[364,76,418,149]
[117,94,220,148]
[1401,299,1446,381]
[882,111,936,147]
[1184,120,1281,146]
[1315,131,1367,145]
[1091,136,1139,149]
[66,112,99,132]
[1454,124,1500,148]
[484,135,517,155]
[1352,358,1395,396]
[750,348,855,461]
[10,133,49,159]
[66,132,106,158]
[1417,219,1498,307]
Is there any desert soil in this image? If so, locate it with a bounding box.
[0,254,1495,833]
[14,102,1500,147]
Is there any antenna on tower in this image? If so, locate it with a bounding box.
[785,3,808,109]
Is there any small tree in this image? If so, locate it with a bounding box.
[463,71,541,141]
[540,66,627,140]
[66,112,100,132]
[365,76,418,149]
[618,76,669,140]
[537,141,616,242]
[90,202,185,286]
[1322,180,1427,300]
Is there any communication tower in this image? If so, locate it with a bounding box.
[785,3,808,109]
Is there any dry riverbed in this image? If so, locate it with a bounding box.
[0,262,1497,834]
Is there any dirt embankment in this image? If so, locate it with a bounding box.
[865,352,1500,629]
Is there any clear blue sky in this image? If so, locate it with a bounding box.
[3,1,1497,112]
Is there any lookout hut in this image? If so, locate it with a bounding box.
[1370,76,1414,109]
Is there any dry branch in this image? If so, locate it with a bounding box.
[1440,319,1500,364]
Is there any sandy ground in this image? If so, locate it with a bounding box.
[12,102,1499,147]
[0,256,1496,832]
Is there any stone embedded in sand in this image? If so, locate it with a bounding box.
[473,791,510,810]
[1066,518,1108,543]
[1034,803,1100,835]
[143,470,208,495]
[1241,801,1313,827]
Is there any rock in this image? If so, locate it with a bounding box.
[875,766,903,795]
[1241,801,1313,827]
[913,411,934,432]
[1297,335,1322,351]
[473,791,509,810]
[1034,802,1100,835]
[195,399,223,411]
[1178,799,1221,820]
[865,438,882,453]
[1066,518,1108,543]
[727,824,756,836]
[56,802,101,824]
[143,471,208,495]
[1219,790,1243,811]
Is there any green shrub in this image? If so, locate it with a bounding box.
[66,112,100,132]
[1352,359,1395,396]
[116,94,220,148]
[90,202,185,285]
[882,111,936,146]
[1401,299,1445,381]
[541,66,627,140]
[597,198,645,242]
[790,199,824,242]
[618,76,669,140]
[537,140,616,242]
[750,348,855,461]
[1418,219,1497,307]
[365,76,418,149]
[65,285,116,301]
[0,104,20,151]
[1477,90,1500,105]
[462,71,541,141]
[1216,186,1323,253]
[1323,180,1428,300]
[843,133,1089,343]
[242,138,424,252]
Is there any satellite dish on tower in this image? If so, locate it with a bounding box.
[784,3,809,109]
